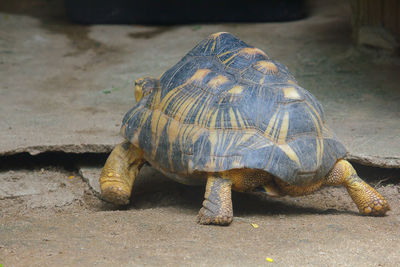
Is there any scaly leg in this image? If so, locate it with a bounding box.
[99,141,146,205]
[198,176,233,225]
[325,159,390,216]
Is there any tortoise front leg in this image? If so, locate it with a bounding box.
[99,141,146,205]
[198,176,233,225]
[325,159,390,216]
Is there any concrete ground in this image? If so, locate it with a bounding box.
[0,0,400,266]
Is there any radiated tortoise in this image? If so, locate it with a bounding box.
[99,32,390,225]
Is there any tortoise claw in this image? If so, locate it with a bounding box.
[358,196,390,216]
[100,181,130,205]
[197,207,233,226]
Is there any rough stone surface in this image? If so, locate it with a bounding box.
[358,26,399,51]
[78,167,102,196]
[0,169,84,208]
[0,166,400,266]
[0,0,399,168]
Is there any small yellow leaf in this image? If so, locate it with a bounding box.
[251,223,259,228]
[266,257,273,262]
[68,176,75,179]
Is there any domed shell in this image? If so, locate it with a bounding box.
[121,32,347,185]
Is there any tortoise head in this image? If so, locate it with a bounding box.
[134,77,158,102]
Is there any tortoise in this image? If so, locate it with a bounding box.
[99,32,390,225]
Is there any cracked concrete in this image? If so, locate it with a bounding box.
[0,169,84,209]
[1,165,400,266]
[0,1,399,167]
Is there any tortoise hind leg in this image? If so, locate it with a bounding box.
[198,176,233,226]
[99,141,146,205]
[325,159,390,216]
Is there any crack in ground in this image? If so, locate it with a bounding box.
[0,152,399,186]
[0,152,109,171]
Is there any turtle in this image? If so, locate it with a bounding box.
[99,32,390,225]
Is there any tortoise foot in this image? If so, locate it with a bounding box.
[197,205,233,226]
[101,181,130,205]
[347,179,390,216]
[359,196,390,216]
[325,160,390,217]
[99,142,146,206]
[198,176,233,225]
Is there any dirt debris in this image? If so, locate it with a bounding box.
[0,165,399,266]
